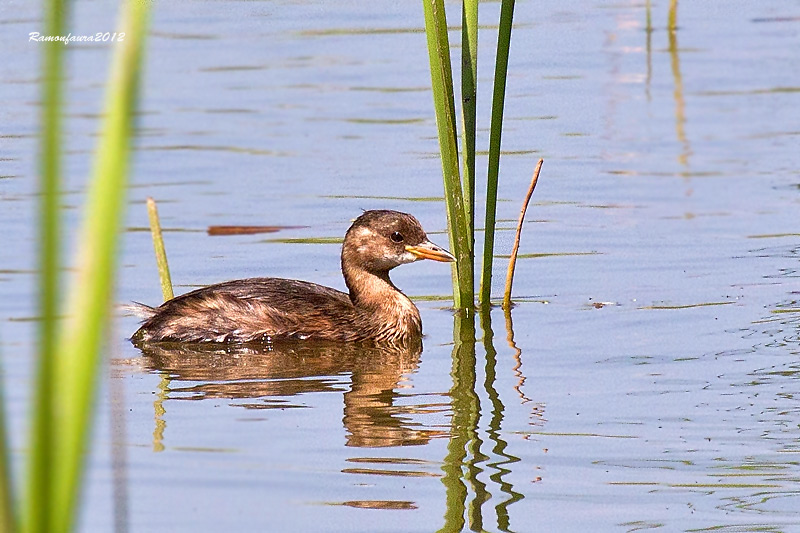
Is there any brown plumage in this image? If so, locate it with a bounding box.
[131,210,455,346]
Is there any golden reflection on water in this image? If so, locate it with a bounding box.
[644,0,693,174]
[504,307,534,405]
[668,20,691,169]
[137,340,444,449]
[133,307,543,532]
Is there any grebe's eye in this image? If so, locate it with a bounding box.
[390,231,404,243]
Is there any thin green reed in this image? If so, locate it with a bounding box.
[422,0,517,308]
[146,197,174,301]
[461,0,478,248]
[421,0,473,309]
[27,0,68,530]
[479,0,516,307]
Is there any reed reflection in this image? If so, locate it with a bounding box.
[440,315,482,533]
[439,310,525,533]
[503,307,532,405]
[135,340,438,449]
[481,312,524,531]
[668,1,691,168]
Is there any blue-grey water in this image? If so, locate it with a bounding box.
[1,1,799,531]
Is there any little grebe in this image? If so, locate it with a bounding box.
[131,210,455,345]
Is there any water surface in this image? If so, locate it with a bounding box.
[1,0,799,531]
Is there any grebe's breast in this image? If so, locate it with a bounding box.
[364,290,422,344]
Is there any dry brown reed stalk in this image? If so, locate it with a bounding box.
[502,158,543,310]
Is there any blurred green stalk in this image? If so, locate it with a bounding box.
[17,1,151,532]
[0,370,14,532]
[26,0,68,530]
[49,3,150,530]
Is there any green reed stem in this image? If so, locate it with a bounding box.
[146,197,174,301]
[422,0,473,309]
[47,3,150,531]
[26,1,68,531]
[479,0,516,308]
[461,0,478,254]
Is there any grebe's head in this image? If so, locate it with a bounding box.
[342,210,455,273]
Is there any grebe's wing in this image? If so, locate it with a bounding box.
[132,277,356,343]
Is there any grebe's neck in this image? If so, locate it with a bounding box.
[340,249,423,343]
[342,259,399,309]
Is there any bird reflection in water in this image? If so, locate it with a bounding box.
[135,339,445,449]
